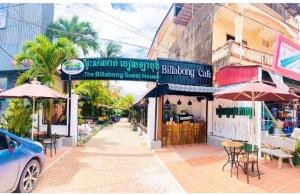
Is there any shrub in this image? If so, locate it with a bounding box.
[0,99,32,137]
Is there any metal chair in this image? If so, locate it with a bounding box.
[42,133,58,157]
[237,147,261,184]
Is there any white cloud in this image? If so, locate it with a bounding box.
[54,3,170,98]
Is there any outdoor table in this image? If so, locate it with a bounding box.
[222,141,244,177]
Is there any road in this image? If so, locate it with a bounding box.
[35,119,184,192]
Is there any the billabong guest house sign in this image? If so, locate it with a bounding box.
[61,57,212,86]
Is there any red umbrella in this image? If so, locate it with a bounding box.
[214,81,299,148]
[0,80,66,139]
[214,81,299,102]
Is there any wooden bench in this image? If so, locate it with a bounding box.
[261,148,294,169]
[261,134,295,169]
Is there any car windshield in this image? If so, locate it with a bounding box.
[0,132,8,150]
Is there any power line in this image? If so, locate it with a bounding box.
[0,10,153,50]
[51,4,153,44]
[215,3,298,41]
[250,3,299,33]
[83,3,153,40]
[0,45,15,59]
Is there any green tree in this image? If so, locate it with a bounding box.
[100,41,121,57]
[46,16,99,55]
[0,99,32,137]
[15,35,77,136]
[114,95,134,110]
[75,80,113,117]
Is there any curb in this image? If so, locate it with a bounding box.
[78,122,108,145]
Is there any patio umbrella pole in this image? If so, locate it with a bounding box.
[252,99,255,151]
[31,97,36,140]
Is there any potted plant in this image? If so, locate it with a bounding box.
[293,141,300,166]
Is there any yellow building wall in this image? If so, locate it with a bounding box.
[213,4,298,56]
[52,74,65,94]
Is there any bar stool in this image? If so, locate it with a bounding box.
[194,122,204,143]
[179,122,189,146]
[163,122,174,148]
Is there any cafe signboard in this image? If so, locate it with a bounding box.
[158,58,212,86]
[61,57,213,86]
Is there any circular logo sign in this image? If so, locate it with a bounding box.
[62,59,85,75]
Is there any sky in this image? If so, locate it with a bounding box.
[54,3,171,99]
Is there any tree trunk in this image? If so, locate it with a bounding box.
[45,99,53,137]
[46,119,51,137]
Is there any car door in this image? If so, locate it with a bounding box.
[0,132,20,192]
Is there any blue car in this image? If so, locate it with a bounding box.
[0,129,45,193]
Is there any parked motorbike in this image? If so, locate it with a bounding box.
[108,115,120,124]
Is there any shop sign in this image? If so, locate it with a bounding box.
[61,57,213,87]
[62,59,85,75]
[272,35,300,81]
[158,58,212,86]
[216,106,253,118]
[61,58,159,81]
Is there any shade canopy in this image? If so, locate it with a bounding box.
[214,81,300,102]
[0,80,66,99]
[145,83,220,100]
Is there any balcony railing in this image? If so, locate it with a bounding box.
[264,3,289,21]
[212,40,273,70]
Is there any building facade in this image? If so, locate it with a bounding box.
[144,3,300,149]
[0,3,54,114]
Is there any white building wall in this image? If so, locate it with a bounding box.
[38,94,78,143]
[146,98,156,143]
[165,95,206,120]
[212,98,258,143]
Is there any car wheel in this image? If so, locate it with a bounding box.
[16,160,41,193]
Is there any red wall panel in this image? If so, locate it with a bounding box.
[215,66,259,87]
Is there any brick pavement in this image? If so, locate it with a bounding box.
[35,119,184,193]
[155,144,300,193]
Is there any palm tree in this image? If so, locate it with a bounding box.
[100,41,121,57]
[16,35,78,136]
[46,16,98,55]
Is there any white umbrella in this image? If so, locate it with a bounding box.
[0,80,66,140]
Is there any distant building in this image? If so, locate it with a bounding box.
[0,3,54,114]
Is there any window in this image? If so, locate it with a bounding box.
[0,4,8,29]
[0,133,8,150]
[0,77,7,90]
[226,34,247,46]
[226,34,235,41]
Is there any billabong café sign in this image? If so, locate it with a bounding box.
[61,57,212,86]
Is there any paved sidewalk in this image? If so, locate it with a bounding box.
[155,144,300,193]
[35,120,184,192]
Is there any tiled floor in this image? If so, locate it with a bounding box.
[34,120,183,193]
[155,144,300,193]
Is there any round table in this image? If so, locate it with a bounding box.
[222,141,244,177]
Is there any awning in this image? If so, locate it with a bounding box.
[144,83,221,100]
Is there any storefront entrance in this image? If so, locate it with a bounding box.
[61,57,215,149]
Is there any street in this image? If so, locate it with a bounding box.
[35,119,184,192]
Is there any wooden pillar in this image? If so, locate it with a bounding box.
[157,95,163,141]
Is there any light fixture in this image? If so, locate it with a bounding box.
[177,99,182,105]
[165,99,170,105]
[188,99,192,106]
[197,96,203,102]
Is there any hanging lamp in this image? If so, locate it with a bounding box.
[177,99,182,105]
[165,99,170,105]
[188,99,192,106]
